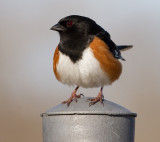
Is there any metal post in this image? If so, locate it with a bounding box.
[41,97,137,142]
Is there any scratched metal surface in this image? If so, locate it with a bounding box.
[42,97,137,116]
[41,97,136,142]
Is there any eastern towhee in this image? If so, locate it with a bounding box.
[50,15,132,106]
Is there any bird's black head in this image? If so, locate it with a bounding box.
[50,15,99,63]
[50,15,97,39]
[50,15,106,63]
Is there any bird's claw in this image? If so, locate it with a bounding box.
[62,101,71,106]
[80,94,84,97]
[62,94,84,106]
[88,101,104,107]
[89,101,95,107]
[86,95,104,107]
[67,102,71,107]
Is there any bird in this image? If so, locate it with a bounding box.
[50,15,132,106]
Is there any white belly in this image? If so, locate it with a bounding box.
[57,47,111,88]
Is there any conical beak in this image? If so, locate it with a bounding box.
[50,23,66,32]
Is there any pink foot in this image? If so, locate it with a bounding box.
[62,86,84,106]
[87,87,104,107]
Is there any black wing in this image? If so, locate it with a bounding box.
[96,30,126,61]
[117,45,133,51]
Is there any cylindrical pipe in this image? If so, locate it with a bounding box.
[41,97,137,142]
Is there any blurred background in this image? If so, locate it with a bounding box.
[0,0,160,142]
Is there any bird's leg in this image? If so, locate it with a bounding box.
[87,86,104,107]
[62,86,84,106]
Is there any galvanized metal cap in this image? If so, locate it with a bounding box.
[41,97,137,117]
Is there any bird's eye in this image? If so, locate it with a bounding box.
[66,20,73,27]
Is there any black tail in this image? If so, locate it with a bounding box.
[117,45,133,51]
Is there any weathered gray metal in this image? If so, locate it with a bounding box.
[41,97,137,142]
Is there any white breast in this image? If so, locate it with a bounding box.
[57,47,111,88]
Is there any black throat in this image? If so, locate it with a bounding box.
[58,35,93,63]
